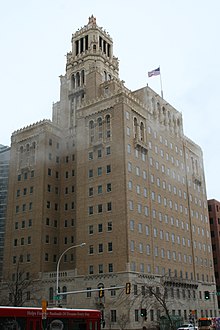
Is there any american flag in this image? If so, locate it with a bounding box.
[148,67,160,77]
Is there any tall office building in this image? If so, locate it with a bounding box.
[0,144,10,279]
[2,16,217,328]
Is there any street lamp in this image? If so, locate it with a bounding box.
[56,242,86,300]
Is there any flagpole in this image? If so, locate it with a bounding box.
[159,66,164,99]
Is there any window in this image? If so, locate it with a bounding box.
[106,164,111,174]
[89,265,94,274]
[98,204,103,213]
[107,183,112,192]
[107,221,112,231]
[98,167,102,176]
[89,206,94,215]
[99,264,103,274]
[108,242,113,252]
[99,244,103,253]
[97,149,102,158]
[88,151,93,160]
[109,263,113,272]
[98,223,103,233]
[89,245,94,254]
[106,146,111,155]
[107,202,112,211]
[98,185,102,194]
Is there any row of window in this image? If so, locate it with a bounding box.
[88,202,112,215]
[88,164,111,178]
[14,218,75,230]
[15,203,33,213]
[131,221,209,243]
[89,242,113,254]
[128,200,208,226]
[16,186,34,197]
[88,222,112,234]
[89,183,111,196]
[88,146,111,160]
[17,170,35,181]
[13,235,75,246]
[89,114,111,144]
[14,237,32,246]
[129,260,213,278]
[16,201,75,213]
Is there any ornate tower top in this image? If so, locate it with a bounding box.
[88,15,96,25]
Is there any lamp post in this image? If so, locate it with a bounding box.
[56,242,86,300]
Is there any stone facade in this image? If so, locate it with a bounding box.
[2,16,218,329]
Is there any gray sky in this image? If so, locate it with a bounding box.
[1,0,219,200]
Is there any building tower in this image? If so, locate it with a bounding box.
[2,16,217,328]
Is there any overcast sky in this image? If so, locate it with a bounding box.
[0,0,219,200]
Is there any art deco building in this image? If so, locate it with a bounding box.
[2,16,217,328]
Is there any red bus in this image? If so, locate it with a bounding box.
[0,306,101,330]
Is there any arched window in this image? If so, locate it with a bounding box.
[81,70,85,85]
[89,120,95,143]
[105,114,111,139]
[26,144,30,152]
[97,117,103,140]
[134,117,138,139]
[71,75,75,89]
[140,122,144,141]
[76,72,80,87]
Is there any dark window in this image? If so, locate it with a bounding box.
[108,242,113,252]
[109,263,113,272]
[107,202,112,211]
[106,164,111,173]
[98,204,103,213]
[89,206,93,215]
[98,224,103,232]
[99,244,103,253]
